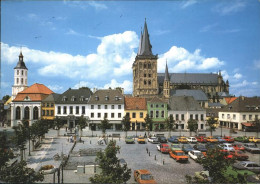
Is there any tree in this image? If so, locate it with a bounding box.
[78,115,88,137]
[2,95,10,103]
[53,117,63,137]
[144,114,153,136]
[99,117,110,136]
[187,119,198,136]
[207,117,217,136]
[0,131,14,168]
[89,140,131,184]
[121,114,131,137]
[252,116,260,138]
[165,114,175,137]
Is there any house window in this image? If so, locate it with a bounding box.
[21,78,23,84]
[201,114,204,121]
[195,114,198,121]
[126,112,130,117]
[69,106,73,114]
[51,110,54,116]
[161,111,164,118]
[98,113,101,118]
[111,113,114,118]
[161,104,164,108]
[51,103,54,107]
[249,115,252,120]
[104,113,108,118]
[148,80,151,85]
[144,63,147,68]
[76,106,79,114]
[22,70,24,75]
[140,112,143,118]
[17,70,19,75]
[82,106,85,114]
[42,110,45,116]
[16,78,19,84]
[63,106,67,114]
[256,115,258,120]
[46,103,49,107]
[150,111,153,118]
[176,114,179,120]
[150,104,153,108]
[14,107,20,120]
[233,114,236,120]
[24,106,30,119]
[144,73,147,77]
[118,105,121,109]
[144,80,147,85]
[182,114,184,120]
[33,107,39,120]
[46,110,49,116]
[105,105,107,109]
[98,105,101,109]
[148,74,151,77]
[190,114,193,120]
[112,105,114,109]
[118,113,121,118]
[222,114,225,119]
[91,105,94,109]
[58,106,61,114]
[243,115,246,120]
[156,111,159,118]
[132,113,136,118]
[91,113,94,118]
[227,114,230,119]
[156,104,159,108]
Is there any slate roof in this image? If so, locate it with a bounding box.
[170,89,208,101]
[158,73,218,85]
[148,96,167,104]
[206,108,221,118]
[88,89,124,104]
[168,96,204,111]
[14,52,27,70]
[221,96,260,112]
[56,88,92,104]
[125,97,147,110]
[42,93,60,102]
[208,102,224,108]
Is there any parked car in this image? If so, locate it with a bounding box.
[187,137,198,143]
[125,136,135,144]
[213,136,226,143]
[232,143,245,151]
[223,136,234,143]
[234,136,249,143]
[194,171,211,182]
[206,136,218,143]
[219,143,235,151]
[205,143,218,150]
[178,137,188,143]
[248,136,260,143]
[134,170,156,184]
[220,150,234,160]
[188,150,204,160]
[157,143,170,153]
[169,150,188,162]
[196,136,207,143]
[182,144,194,154]
[147,137,159,144]
[233,161,260,174]
[168,136,179,143]
[137,136,146,144]
[243,143,260,153]
[230,150,248,161]
[193,144,207,153]
[158,136,168,143]
[170,144,182,151]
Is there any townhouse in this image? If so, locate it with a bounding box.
[41,93,60,120]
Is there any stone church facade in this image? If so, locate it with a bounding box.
[133,20,229,101]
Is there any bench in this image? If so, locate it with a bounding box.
[112,134,121,138]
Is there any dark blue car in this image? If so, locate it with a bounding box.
[168,136,179,143]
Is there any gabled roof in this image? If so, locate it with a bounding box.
[88,89,124,104]
[170,89,208,101]
[56,88,92,104]
[224,97,238,104]
[148,96,167,104]
[13,94,50,102]
[42,93,60,102]
[168,96,204,111]
[125,97,146,110]
[19,83,53,94]
[221,96,260,112]
[158,73,218,85]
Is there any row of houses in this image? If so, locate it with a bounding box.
[10,83,207,131]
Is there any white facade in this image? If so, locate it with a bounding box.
[218,111,260,130]
[168,110,206,130]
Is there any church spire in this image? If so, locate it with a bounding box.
[14,50,27,70]
[164,60,170,81]
[138,18,153,56]
[138,28,143,55]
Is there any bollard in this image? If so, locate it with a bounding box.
[163,159,164,165]
[154,155,156,160]
[90,140,91,144]
[149,152,150,156]
[146,148,148,153]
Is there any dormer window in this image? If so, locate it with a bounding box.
[24,96,31,101]
[115,96,119,101]
[105,96,109,101]
[71,96,76,101]
[80,96,84,101]
[95,96,99,101]
[62,96,68,101]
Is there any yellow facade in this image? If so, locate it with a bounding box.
[41,102,55,120]
[125,110,147,130]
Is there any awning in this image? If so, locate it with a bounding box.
[241,122,254,127]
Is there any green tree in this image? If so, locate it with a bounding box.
[89,140,131,184]
[144,114,153,136]
[53,117,63,137]
[100,117,110,136]
[121,114,131,137]
[78,115,88,137]
[207,117,217,136]
[165,114,175,137]
[0,131,14,168]
[187,119,198,136]
[2,95,10,103]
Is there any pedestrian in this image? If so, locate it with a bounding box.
[144,132,147,138]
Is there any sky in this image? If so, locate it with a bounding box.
[1,0,260,98]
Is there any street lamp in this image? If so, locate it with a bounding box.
[178,120,182,136]
[28,127,31,156]
[135,120,137,138]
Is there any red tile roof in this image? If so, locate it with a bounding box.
[125,97,147,110]
[224,97,238,104]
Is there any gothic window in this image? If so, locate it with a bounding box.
[33,106,39,120]
[144,80,147,85]
[148,80,151,85]
[24,106,30,120]
[148,63,151,69]
[144,63,147,68]
[144,73,146,77]
[15,106,21,120]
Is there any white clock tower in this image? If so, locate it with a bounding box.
[12,51,28,100]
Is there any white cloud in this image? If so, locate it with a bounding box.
[213,0,246,15]
[27,13,38,20]
[158,46,224,73]
[103,79,132,94]
[88,1,107,10]
[65,29,85,37]
[254,60,260,70]
[47,85,64,92]
[199,23,218,33]
[233,73,242,79]
[222,70,229,81]
[181,0,197,9]
[153,30,170,36]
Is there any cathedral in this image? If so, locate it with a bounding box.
[132,20,229,102]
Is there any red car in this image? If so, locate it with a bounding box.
[220,150,234,160]
[157,143,170,153]
[223,136,234,143]
[169,150,188,162]
[230,150,248,161]
[196,136,207,143]
[233,143,245,151]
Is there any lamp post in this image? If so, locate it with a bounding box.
[28,127,31,156]
[178,120,182,136]
[136,120,137,138]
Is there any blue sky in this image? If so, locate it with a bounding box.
[1,0,260,98]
